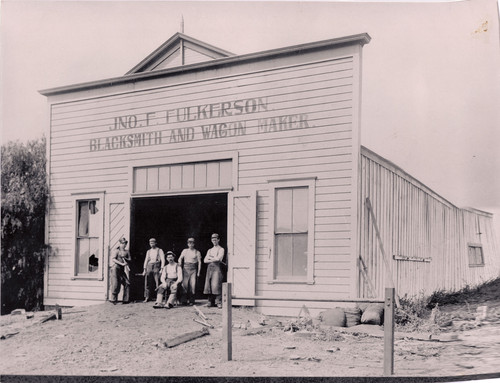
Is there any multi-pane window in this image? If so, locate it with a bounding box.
[274,187,309,279]
[468,243,484,267]
[75,200,101,276]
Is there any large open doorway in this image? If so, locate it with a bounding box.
[129,193,228,301]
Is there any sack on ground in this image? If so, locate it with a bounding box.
[355,303,370,314]
[317,308,346,327]
[344,307,362,327]
[360,303,384,325]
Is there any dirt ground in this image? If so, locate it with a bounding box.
[1,298,500,379]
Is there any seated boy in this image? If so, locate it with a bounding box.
[153,251,182,309]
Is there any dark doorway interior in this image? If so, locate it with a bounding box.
[129,193,227,301]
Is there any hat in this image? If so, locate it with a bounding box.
[149,238,156,242]
[119,237,128,244]
[166,251,175,257]
[211,233,219,239]
[187,238,195,242]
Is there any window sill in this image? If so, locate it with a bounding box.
[468,264,485,268]
[268,279,314,285]
[71,276,104,281]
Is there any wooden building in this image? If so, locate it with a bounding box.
[40,33,499,315]
[359,147,499,300]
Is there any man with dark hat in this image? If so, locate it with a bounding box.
[109,237,131,304]
[203,233,225,308]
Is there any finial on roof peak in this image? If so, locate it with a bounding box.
[180,15,184,34]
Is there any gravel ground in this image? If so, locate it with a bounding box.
[1,300,500,378]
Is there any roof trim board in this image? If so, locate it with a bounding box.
[39,33,371,97]
[361,146,492,216]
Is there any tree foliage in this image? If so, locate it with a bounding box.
[1,137,48,314]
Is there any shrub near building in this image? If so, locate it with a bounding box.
[1,137,48,315]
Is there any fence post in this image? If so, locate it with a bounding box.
[384,287,395,375]
[222,282,232,361]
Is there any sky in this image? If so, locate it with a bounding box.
[1,0,499,238]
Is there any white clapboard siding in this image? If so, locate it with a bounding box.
[52,58,352,113]
[50,118,353,160]
[46,41,363,309]
[359,147,500,299]
[52,58,353,115]
[49,64,352,127]
[50,108,353,156]
[50,64,353,135]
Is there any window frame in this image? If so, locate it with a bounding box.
[268,177,315,284]
[467,242,485,267]
[71,192,105,280]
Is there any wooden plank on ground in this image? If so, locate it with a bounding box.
[163,327,209,348]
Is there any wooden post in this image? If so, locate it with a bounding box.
[384,287,395,376]
[222,282,232,361]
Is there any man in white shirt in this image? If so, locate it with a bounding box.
[178,237,202,306]
[142,238,166,302]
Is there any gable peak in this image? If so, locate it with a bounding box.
[126,32,234,75]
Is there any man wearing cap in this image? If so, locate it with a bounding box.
[110,237,131,304]
[178,238,202,306]
[154,251,183,309]
[142,238,166,302]
[203,233,225,308]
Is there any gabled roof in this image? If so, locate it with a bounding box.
[126,32,235,74]
[40,33,371,96]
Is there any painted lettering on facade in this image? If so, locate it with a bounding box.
[109,98,268,131]
[90,132,163,151]
[90,97,313,152]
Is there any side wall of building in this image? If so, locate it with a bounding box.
[359,147,500,299]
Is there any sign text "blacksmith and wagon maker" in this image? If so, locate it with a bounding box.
[89,97,311,151]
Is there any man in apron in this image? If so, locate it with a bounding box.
[178,237,202,306]
[203,233,225,308]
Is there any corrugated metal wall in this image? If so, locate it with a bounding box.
[359,147,500,299]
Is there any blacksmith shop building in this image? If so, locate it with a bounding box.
[40,33,499,315]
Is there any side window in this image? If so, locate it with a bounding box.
[75,199,102,277]
[275,187,308,278]
[467,243,484,267]
[269,178,315,284]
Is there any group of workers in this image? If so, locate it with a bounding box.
[109,233,225,308]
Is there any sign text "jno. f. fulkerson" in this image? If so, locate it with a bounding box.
[109,98,268,130]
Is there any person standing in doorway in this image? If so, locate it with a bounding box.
[110,237,131,304]
[203,233,225,308]
[154,251,183,309]
[178,237,202,306]
[142,238,165,302]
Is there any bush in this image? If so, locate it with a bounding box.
[427,277,500,309]
[1,137,48,314]
[394,294,431,329]
[394,278,500,331]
